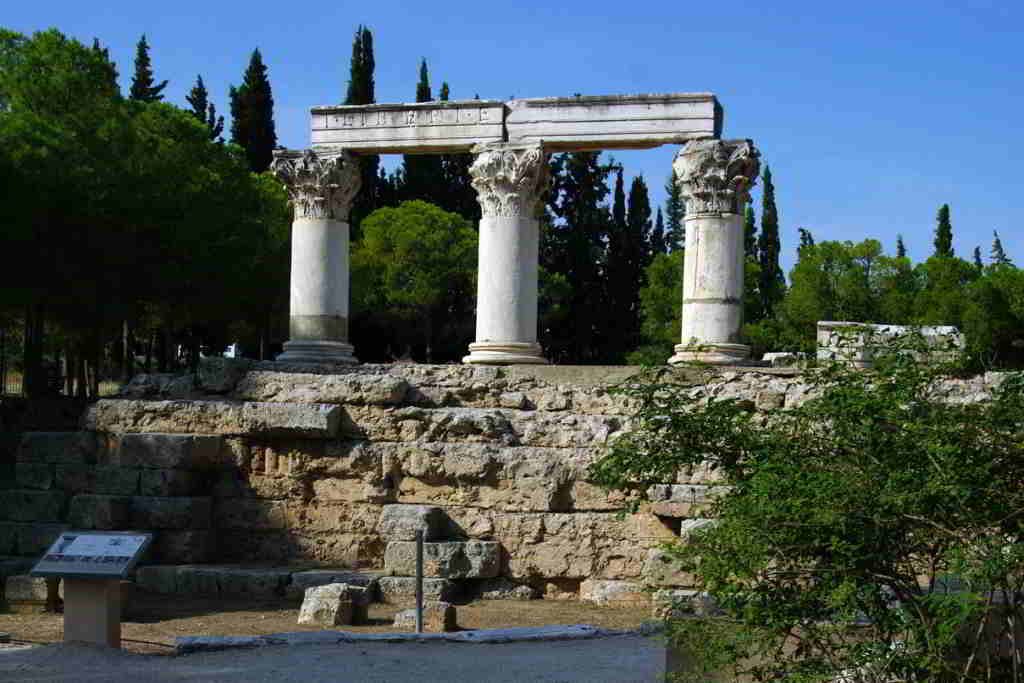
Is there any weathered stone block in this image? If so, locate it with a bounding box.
[648,484,724,518]
[4,575,61,612]
[393,600,456,632]
[16,432,95,465]
[377,576,460,604]
[232,372,410,406]
[93,466,141,495]
[297,583,353,626]
[173,566,222,596]
[197,357,252,394]
[53,464,98,494]
[579,579,649,606]
[384,540,501,579]
[213,499,288,530]
[376,505,446,541]
[217,567,289,598]
[1,490,66,522]
[130,496,211,530]
[134,565,180,594]
[15,463,53,490]
[286,569,380,601]
[139,469,202,497]
[107,433,223,470]
[473,578,541,600]
[148,530,214,564]
[241,403,341,438]
[642,548,695,588]
[68,495,131,530]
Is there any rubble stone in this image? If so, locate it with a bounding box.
[297,583,353,626]
[393,600,456,632]
[579,579,649,606]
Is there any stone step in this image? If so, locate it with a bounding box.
[16,432,96,465]
[384,540,501,579]
[134,564,382,601]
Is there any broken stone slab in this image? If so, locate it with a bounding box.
[762,352,808,368]
[103,433,223,470]
[231,372,410,406]
[579,579,649,606]
[285,569,381,601]
[16,432,96,465]
[377,576,461,604]
[472,577,541,600]
[297,583,354,627]
[393,600,456,632]
[384,540,501,579]
[376,505,447,542]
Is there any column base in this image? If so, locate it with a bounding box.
[463,342,548,365]
[668,342,751,366]
[276,340,358,365]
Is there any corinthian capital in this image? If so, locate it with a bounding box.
[271,148,361,221]
[469,143,548,218]
[673,139,760,215]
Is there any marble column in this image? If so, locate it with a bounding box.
[271,148,361,364]
[463,142,549,365]
[668,139,760,365]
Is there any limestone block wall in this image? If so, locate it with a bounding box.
[0,361,1006,598]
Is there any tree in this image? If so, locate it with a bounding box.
[974,245,984,272]
[436,81,478,223]
[743,205,757,260]
[798,227,815,251]
[400,59,443,204]
[934,203,954,258]
[913,255,978,328]
[185,75,223,140]
[896,233,907,258]
[229,48,277,173]
[344,26,380,238]
[351,201,477,361]
[628,250,683,364]
[591,353,1024,681]
[650,207,666,256]
[757,165,785,317]
[992,230,1012,266]
[664,169,685,250]
[128,34,166,102]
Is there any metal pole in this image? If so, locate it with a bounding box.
[415,528,424,634]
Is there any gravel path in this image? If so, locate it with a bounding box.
[0,635,665,682]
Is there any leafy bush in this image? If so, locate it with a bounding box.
[591,347,1024,682]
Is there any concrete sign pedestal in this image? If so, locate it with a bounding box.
[63,578,122,648]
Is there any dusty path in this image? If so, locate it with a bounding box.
[0,636,665,683]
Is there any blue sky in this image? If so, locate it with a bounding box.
[6,0,1021,272]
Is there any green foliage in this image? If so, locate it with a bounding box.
[351,201,476,361]
[229,48,276,173]
[129,34,166,102]
[591,349,1024,681]
[744,206,758,260]
[664,169,685,251]
[185,75,223,140]
[992,231,1012,266]
[626,250,683,364]
[935,203,955,258]
[757,165,785,317]
[344,25,381,237]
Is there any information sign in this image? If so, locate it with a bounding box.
[31,531,152,580]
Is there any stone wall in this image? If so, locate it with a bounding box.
[0,361,1006,600]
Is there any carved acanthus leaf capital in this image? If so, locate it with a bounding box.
[469,143,548,218]
[271,148,361,221]
[673,139,760,215]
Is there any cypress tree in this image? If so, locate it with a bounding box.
[664,170,685,250]
[129,34,167,102]
[798,228,815,251]
[973,246,984,271]
[650,208,666,256]
[400,60,443,203]
[344,26,381,236]
[186,75,224,141]
[416,59,431,102]
[896,234,907,259]
[744,206,757,259]
[757,165,785,317]
[992,230,1011,265]
[933,204,954,257]
[229,49,277,173]
[436,82,478,222]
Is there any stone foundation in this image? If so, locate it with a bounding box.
[0,360,1005,601]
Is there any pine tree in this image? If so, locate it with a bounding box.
[344,26,381,236]
[230,49,277,173]
[650,208,666,256]
[129,34,167,102]
[896,234,907,259]
[992,230,1012,265]
[757,165,785,317]
[186,75,224,141]
[744,206,757,259]
[933,204,954,258]
[664,170,685,250]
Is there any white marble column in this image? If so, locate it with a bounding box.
[463,142,549,365]
[271,148,361,364]
[669,139,760,365]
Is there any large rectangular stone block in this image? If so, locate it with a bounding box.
[53,463,98,494]
[504,93,720,150]
[17,432,95,465]
[231,371,410,406]
[1,490,66,522]
[104,433,223,469]
[384,540,501,579]
[139,469,202,497]
[377,576,460,604]
[311,100,505,153]
[129,496,212,530]
[376,505,447,541]
[68,495,131,530]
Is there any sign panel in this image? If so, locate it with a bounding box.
[31,531,152,580]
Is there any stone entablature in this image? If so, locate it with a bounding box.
[311,93,721,153]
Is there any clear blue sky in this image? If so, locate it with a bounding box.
[6,0,1022,272]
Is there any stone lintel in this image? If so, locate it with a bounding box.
[309,93,721,153]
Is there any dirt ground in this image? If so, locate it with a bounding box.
[0,591,652,655]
